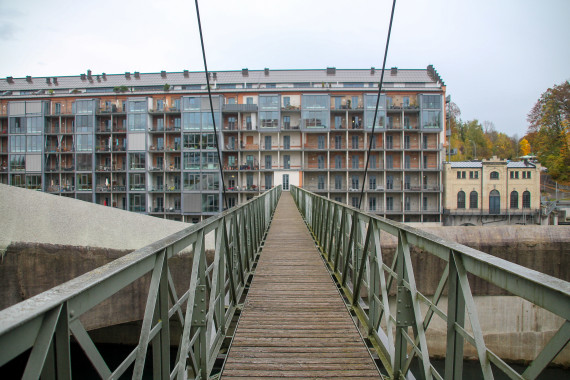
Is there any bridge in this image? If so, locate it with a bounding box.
[0,186,569,379]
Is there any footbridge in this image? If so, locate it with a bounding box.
[0,186,568,379]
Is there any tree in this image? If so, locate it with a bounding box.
[519,137,531,156]
[526,81,570,182]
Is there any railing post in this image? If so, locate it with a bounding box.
[54,302,71,379]
[445,249,465,380]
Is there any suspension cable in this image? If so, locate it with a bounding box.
[194,0,229,210]
[358,0,397,210]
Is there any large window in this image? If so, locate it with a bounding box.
[351,175,359,190]
[128,100,147,113]
[76,115,93,132]
[259,96,279,110]
[202,194,219,213]
[422,110,440,128]
[201,173,219,190]
[184,172,201,190]
[470,191,478,209]
[10,117,26,133]
[510,191,519,209]
[26,135,42,152]
[183,113,201,130]
[302,110,328,128]
[259,111,279,128]
[10,155,25,171]
[9,135,26,152]
[129,194,146,212]
[76,134,93,152]
[27,117,43,133]
[489,190,500,214]
[335,175,342,190]
[201,112,220,130]
[183,134,201,150]
[457,191,466,209]
[422,95,441,109]
[317,175,325,190]
[522,191,531,208]
[76,154,92,171]
[128,114,147,131]
[302,95,328,109]
[201,152,219,169]
[490,171,499,179]
[129,153,146,170]
[183,97,201,111]
[75,100,93,114]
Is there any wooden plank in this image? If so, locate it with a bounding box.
[222,192,380,379]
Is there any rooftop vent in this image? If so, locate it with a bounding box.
[134,71,140,79]
[102,73,106,80]
[46,78,51,84]
[87,69,92,77]
[390,67,398,75]
[264,68,269,76]
[371,67,375,75]
[326,67,336,75]
[80,74,86,81]
[212,72,217,80]
[183,70,189,78]
[125,72,131,79]
[26,76,32,83]
[96,75,101,82]
[6,77,14,84]
[53,77,58,84]
[161,71,166,78]
[242,68,249,77]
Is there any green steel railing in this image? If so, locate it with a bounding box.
[0,186,281,379]
[291,185,570,380]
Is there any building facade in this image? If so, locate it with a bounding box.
[443,157,541,226]
[0,67,446,223]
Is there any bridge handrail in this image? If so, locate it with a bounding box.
[0,186,282,379]
[291,185,570,380]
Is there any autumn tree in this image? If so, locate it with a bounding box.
[526,81,570,182]
[519,137,531,156]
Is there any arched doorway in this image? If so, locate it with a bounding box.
[489,190,500,214]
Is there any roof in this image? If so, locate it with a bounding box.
[0,67,444,93]
[449,161,537,169]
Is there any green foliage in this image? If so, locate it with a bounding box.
[525,81,570,182]
[163,83,170,91]
[113,86,129,93]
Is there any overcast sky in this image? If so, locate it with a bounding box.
[0,0,568,138]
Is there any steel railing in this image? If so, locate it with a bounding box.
[0,186,281,379]
[291,185,569,380]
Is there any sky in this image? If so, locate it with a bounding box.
[0,0,568,138]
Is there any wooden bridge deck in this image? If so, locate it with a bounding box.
[222,192,380,379]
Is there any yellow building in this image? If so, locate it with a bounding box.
[443,156,541,225]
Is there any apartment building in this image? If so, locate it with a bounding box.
[0,66,446,222]
[443,157,541,226]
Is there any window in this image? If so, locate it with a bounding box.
[183,97,201,111]
[405,196,411,211]
[490,171,499,179]
[469,171,479,179]
[386,155,393,169]
[335,175,342,190]
[351,176,359,190]
[202,194,219,213]
[283,135,290,149]
[335,135,342,149]
[457,171,466,179]
[283,155,290,169]
[27,117,42,133]
[318,175,325,190]
[302,95,328,109]
[423,196,428,211]
[335,155,342,169]
[201,173,219,190]
[246,116,252,130]
[246,97,254,105]
[510,171,519,179]
[183,113,201,130]
[351,155,359,169]
[265,155,272,169]
[369,176,376,190]
[352,135,359,149]
[75,100,94,114]
[76,135,93,152]
[202,152,219,169]
[9,136,26,152]
[130,194,146,212]
[318,135,325,149]
[259,95,279,109]
[184,173,200,190]
[302,110,328,128]
[129,173,145,191]
[26,175,41,190]
[260,111,279,128]
[457,191,466,209]
[422,110,441,128]
[317,155,325,169]
[369,197,376,211]
[227,98,236,105]
[404,175,410,190]
[404,135,410,149]
[386,175,393,190]
[510,191,519,209]
[184,152,201,170]
[283,116,291,129]
[387,197,394,211]
[422,95,441,109]
[10,155,25,171]
[265,136,272,150]
[129,153,146,170]
[283,96,290,108]
[184,134,201,150]
[227,116,237,130]
[334,116,343,129]
[76,115,94,132]
[386,135,393,149]
[522,191,531,208]
[202,134,216,149]
[370,155,377,169]
[201,112,220,130]
[470,191,478,209]
[76,154,92,171]
[128,114,147,131]
[523,171,532,179]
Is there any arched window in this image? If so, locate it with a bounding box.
[523,191,531,208]
[510,191,519,209]
[489,190,500,214]
[490,171,499,179]
[470,191,478,209]
[457,190,466,209]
